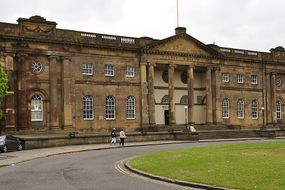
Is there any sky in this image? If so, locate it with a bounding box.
[0,0,284,52]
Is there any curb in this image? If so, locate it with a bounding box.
[0,141,191,168]
[124,159,232,190]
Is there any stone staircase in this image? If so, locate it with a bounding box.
[197,130,261,140]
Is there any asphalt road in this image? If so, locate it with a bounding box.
[0,140,282,190]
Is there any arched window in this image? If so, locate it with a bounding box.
[180,95,188,105]
[276,100,282,119]
[237,99,244,119]
[31,94,43,121]
[252,100,258,119]
[161,95,169,104]
[106,96,115,119]
[222,98,229,118]
[126,96,135,119]
[83,96,93,120]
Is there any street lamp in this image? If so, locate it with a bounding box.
[261,106,265,129]
[184,106,188,130]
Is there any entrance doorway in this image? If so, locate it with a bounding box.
[164,110,169,126]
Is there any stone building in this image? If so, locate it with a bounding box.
[0,16,284,134]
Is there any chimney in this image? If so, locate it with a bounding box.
[175,27,187,35]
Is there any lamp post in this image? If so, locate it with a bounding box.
[261,106,265,129]
[184,106,188,130]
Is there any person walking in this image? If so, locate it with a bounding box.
[119,129,126,146]
[110,128,117,145]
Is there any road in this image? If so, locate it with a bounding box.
[0,140,282,190]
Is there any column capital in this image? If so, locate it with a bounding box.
[60,56,72,62]
[48,55,60,60]
[16,53,28,62]
[148,62,156,67]
[270,72,276,76]
[168,63,176,68]
[140,62,148,66]
[212,66,221,71]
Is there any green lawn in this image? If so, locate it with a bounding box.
[129,141,285,190]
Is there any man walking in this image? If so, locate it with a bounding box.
[110,128,117,145]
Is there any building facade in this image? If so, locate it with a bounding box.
[0,16,285,134]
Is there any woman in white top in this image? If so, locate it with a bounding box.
[119,129,126,146]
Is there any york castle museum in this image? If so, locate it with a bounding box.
[0,16,285,134]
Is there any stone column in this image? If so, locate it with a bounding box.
[213,67,221,124]
[168,63,176,125]
[62,57,73,129]
[1,53,17,129]
[16,53,29,130]
[266,73,272,124]
[206,67,213,124]
[271,73,277,124]
[187,66,194,124]
[49,55,60,129]
[147,62,156,125]
[140,62,149,126]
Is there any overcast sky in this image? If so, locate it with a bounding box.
[0,0,284,52]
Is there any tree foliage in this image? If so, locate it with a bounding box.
[0,65,8,119]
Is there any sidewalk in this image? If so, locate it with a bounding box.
[0,141,186,167]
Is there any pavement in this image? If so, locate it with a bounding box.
[1,136,284,168]
[0,140,189,167]
[1,137,285,190]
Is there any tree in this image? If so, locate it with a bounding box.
[0,65,8,119]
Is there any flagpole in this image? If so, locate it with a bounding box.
[176,0,179,27]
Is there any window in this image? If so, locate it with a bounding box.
[276,100,282,119]
[82,63,93,75]
[105,64,114,76]
[106,96,115,119]
[222,73,229,83]
[252,100,258,119]
[162,71,168,83]
[180,95,188,105]
[237,99,244,119]
[125,66,135,77]
[197,96,203,105]
[31,61,44,73]
[222,99,229,118]
[276,77,282,87]
[83,96,93,120]
[161,95,169,104]
[31,95,43,121]
[181,71,188,84]
[251,75,257,84]
[237,74,244,84]
[126,96,135,119]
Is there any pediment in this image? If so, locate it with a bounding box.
[143,34,220,57]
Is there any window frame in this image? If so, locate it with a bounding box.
[237,74,244,84]
[106,96,116,120]
[31,94,43,121]
[222,73,229,83]
[237,99,245,119]
[222,98,230,119]
[126,96,136,119]
[276,100,282,120]
[251,100,258,119]
[83,95,94,120]
[105,64,115,76]
[82,63,93,76]
[251,75,258,85]
[125,66,135,77]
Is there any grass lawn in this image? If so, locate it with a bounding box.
[129,141,285,190]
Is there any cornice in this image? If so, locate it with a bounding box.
[0,35,140,53]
